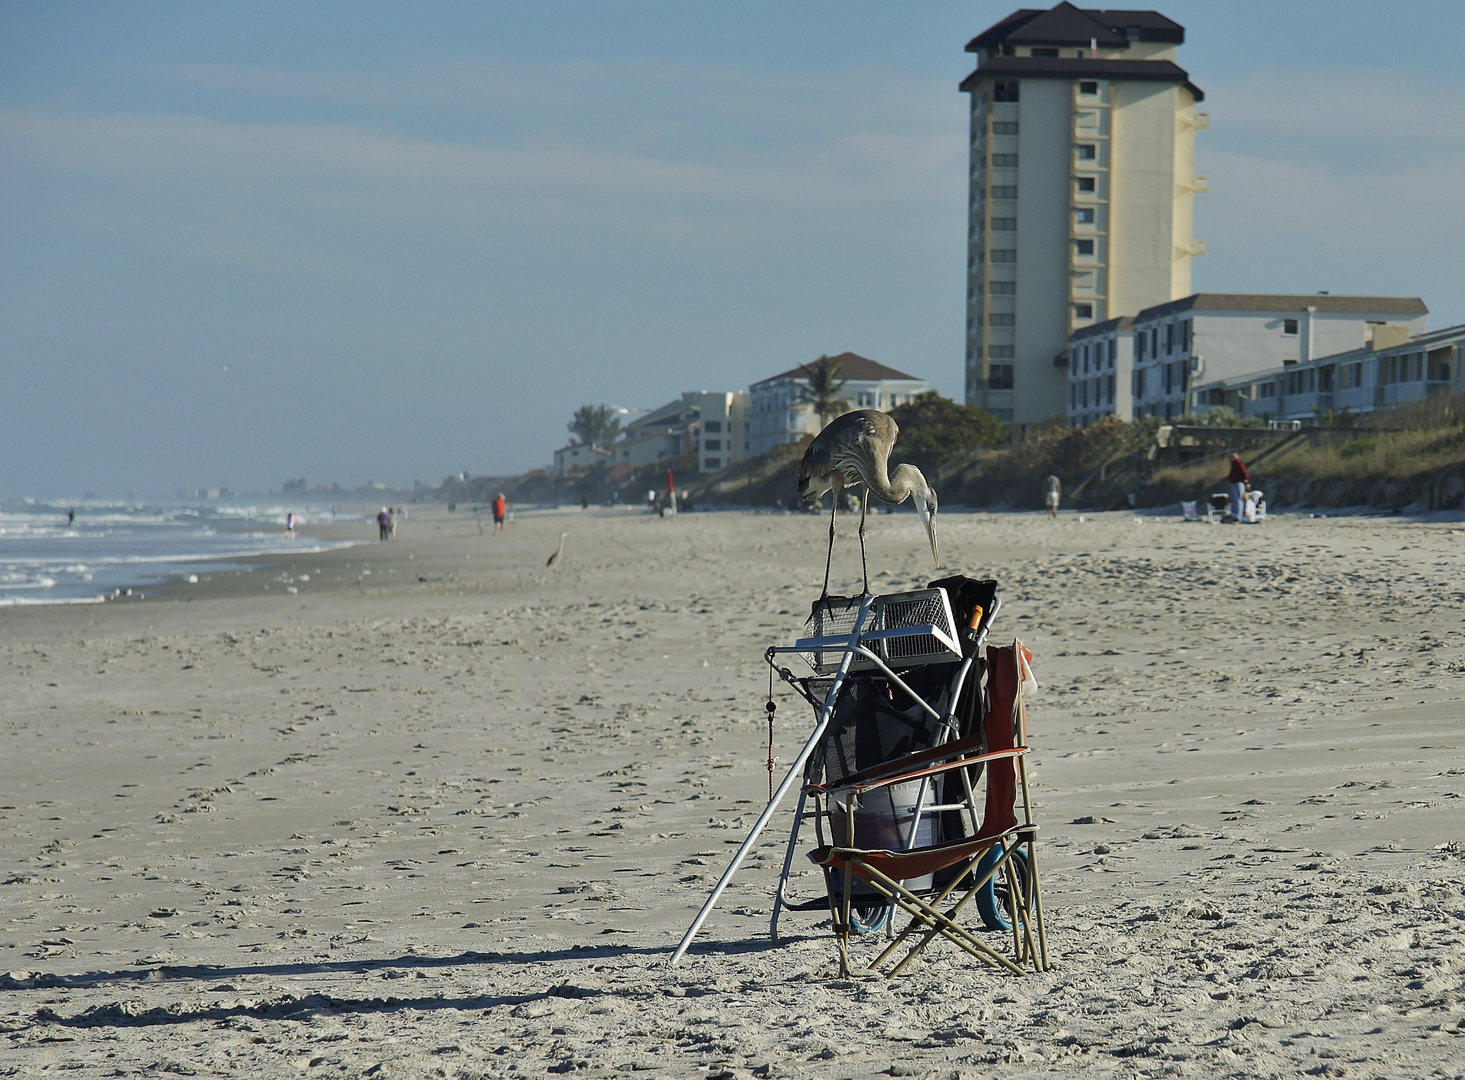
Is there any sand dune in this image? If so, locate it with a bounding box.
[3,506,1464,1078]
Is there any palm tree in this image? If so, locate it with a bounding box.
[567,404,621,449]
[796,355,852,427]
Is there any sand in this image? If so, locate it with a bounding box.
[3,505,1464,1079]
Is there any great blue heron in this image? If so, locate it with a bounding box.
[797,409,939,596]
[546,532,568,567]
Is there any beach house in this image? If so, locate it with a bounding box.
[746,353,929,458]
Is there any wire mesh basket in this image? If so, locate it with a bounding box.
[796,588,961,675]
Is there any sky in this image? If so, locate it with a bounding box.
[3,1,1464,497]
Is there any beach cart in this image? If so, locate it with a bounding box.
[673,576,1049,978]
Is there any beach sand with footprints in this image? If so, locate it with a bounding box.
[3,505,1465,1078]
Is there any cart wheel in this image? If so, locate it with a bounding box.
[828,869,890,934]
[975,844,1030,931]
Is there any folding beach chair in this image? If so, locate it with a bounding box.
[805,640,1048,978]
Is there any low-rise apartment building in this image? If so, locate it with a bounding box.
[1066,315,1133,426]
[1192,322,1465,423]
[747,353,929,457]
[552,442,613,476]
[615,391,750,474]
[1127,293,1427,420]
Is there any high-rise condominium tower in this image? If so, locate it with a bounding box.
[960,3,1206,424]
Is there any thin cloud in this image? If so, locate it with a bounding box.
[0,102,964,252]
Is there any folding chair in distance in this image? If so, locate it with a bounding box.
[805,640,1048,977]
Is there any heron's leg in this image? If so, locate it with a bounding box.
[820,487,839,599]
[858,486,870,596]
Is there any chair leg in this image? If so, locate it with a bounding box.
[868,861,973,971]
[854,859,1026,977]
[1023,834,1050,971]
[836,803,855,978]
[884,847,1015,978]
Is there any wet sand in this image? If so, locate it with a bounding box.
[3,505,1464,1078]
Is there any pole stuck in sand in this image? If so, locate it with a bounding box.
[669,596,873,966]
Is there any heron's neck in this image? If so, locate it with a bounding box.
[869,462,920,504]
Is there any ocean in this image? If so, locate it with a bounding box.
[0,499,358,606]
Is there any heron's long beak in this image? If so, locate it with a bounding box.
[915,499,940,567]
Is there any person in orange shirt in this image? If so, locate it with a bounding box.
[491,493,507,534]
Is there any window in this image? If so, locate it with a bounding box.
[988,344,1015,359]
[1031,47,1058,57]
[992,185,1018,199]
[1165,324,1175,354]
[1069,383,1076,408]
[703,439,721,451]
[991,249,1017,263]
[704,457,720,469]
[1135,369,1146,397]
[1075,207,1095,224]
[1076,176,1096,193]
[1079,80,1098,95]
[1074,303,1093,318]
[1074,239,1094,256]
[1283,318,1299,335]
[1181,319,1191,352]
[703,420,721,433]
[991,217,1017,231]
[989,313,1016,327]
[1135,333,1146,360]
[992,153,1019,167]
[1107,373,1115,402]
[988,363,1015,390]
[989,281,1016,295]
[1162,364,1172,395]
[992,122,1019,135]
[994,80,1020,102]
[1108,340,1118,366]
[1076,144,1096,160]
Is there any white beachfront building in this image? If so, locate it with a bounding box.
[1066,315,1134,426]
[613,391,751,474]
[746,353,930,457]
[961,4,1206,425]
[1191,322,1465,424]
[1126,293,1428,421]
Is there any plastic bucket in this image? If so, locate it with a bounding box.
[831,780,939,892]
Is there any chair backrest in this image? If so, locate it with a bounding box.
[976,641,1028,839]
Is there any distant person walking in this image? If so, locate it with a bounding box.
[284,512,295,538]
[1226,454,1250,522]
[492,493,507,534]
[377,507,391,540]
[1044,473,1062,519]
[67,508,76,533]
